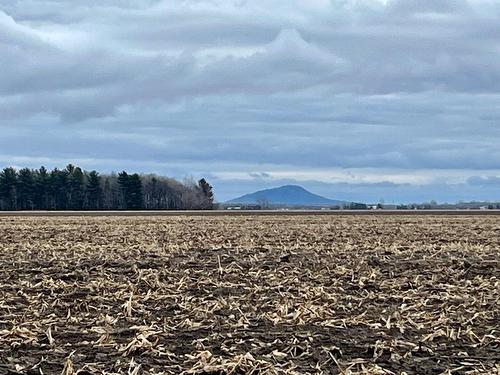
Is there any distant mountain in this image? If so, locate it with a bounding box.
[226,185,347,207]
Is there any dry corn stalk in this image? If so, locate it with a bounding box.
[0,214,498,374]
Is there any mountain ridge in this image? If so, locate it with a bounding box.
[226,185,346,207]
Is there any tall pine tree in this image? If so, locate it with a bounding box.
[50,168,69,209]
[86,171,102,209]
[34,166,50,210]
[17,168,35,210]
[68,165,85,209]
[127,173,143,210]
[0,168,18,210]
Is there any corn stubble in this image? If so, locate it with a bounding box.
[0,215,498,374]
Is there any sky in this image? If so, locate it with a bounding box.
[1,0,500,203]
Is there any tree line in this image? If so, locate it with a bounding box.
[0,165,215,210]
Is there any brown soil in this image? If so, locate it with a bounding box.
[0,215,498,374]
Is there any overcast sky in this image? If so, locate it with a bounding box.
[1,0,500,203]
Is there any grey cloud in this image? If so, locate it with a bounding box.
[0,10,47,48]
[3,91,500,172]
[1,0,500,202]
[466,176,500,186]
[248,172,271,179]
[2,0,500,122]
[387,0,471,15]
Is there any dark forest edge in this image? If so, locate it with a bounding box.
[0,165,215,211]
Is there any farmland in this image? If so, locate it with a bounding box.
[0,215,498,374]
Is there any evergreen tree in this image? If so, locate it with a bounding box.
[127,173,143,210]
[0,168,18,210]
[67,165,85,209]
[66,164,75,174]
[17,168,35,210]
[86,171,102,209]
[117,171,129,209]
[34,166,50,210]
[50,168,70,209]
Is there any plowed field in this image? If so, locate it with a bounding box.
[0,215,498,374]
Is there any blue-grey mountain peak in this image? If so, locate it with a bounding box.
[227,185,346,207]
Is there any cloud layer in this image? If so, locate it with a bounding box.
[1,0,500,202]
